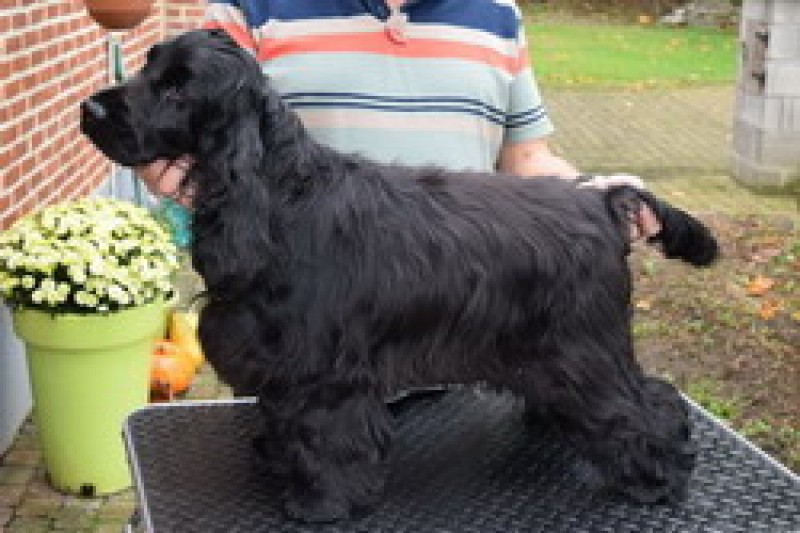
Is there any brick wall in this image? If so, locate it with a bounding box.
[164,0,206,36]
[0,0,205,230]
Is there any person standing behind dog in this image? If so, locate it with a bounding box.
[137,0,660,238]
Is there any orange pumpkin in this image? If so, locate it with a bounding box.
[169,311,205,372]
[150,339,194,400]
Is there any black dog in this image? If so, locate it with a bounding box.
[82,29,717,523]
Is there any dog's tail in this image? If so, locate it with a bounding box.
[606,187,719,267]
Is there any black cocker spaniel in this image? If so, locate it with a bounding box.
[82,29,717,523]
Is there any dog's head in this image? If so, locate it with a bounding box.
[82,30,306,296]
[80,29,273,168]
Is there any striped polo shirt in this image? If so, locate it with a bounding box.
[204,0,554,171]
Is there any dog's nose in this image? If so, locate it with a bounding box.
[81,98,107,120]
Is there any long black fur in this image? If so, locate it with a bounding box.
[82,29,718,523]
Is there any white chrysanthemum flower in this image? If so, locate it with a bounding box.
[1,197,179,312]
[0,274,19,293]
[45,290,67,305]
[67,264,87,284]
[6,254,22,270]
[75,291,99,307]
[107,285,131,305]
[39,279,57,292]
[88,259,107,276]
[86,277,108,296]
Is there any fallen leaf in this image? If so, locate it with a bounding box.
[635,299,652,311]
[746,275,775,297]
[758,299,782,320]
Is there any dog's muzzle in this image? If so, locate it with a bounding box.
[80,92,148,167]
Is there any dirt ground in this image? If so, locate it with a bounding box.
[630,212,799,473]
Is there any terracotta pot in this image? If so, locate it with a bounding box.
[83,0,154,31]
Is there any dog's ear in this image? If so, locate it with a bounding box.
[190,78,289,297]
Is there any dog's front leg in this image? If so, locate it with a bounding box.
[271,384,393,523]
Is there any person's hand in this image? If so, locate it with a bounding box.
[577,174,661,240]
[134,156,195,207]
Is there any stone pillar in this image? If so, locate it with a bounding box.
[732,0,800,191]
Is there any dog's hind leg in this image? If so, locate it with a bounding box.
[263,383,392,523]
[519,330,696,504]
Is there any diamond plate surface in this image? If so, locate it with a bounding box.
[124,390,800,533]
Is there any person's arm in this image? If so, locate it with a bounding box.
[497,138,578,178]
[499,12,659,239]
[500,9,578,178]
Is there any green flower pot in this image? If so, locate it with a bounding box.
[12,298,169,496]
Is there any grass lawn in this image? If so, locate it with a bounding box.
[523,18,738,89]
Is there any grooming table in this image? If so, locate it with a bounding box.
[123,390,800,532]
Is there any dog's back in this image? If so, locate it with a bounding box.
[314,162,717,276]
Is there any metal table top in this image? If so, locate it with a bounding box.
[124,389,800,532]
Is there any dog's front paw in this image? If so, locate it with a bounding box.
[284,492,351,524]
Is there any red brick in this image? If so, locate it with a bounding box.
[9,141,25,162]
[30,6,47,24]
[0,125,16,148]
[6,35,23,54]
[11,12,26,29]
[22,28,41,48]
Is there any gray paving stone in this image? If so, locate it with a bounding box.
[0,485,25,507]
[0,505,13,526]
[544,87,736,179]
[5,517,51,533]
[1,451,41,467]
[0,467,35,487]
